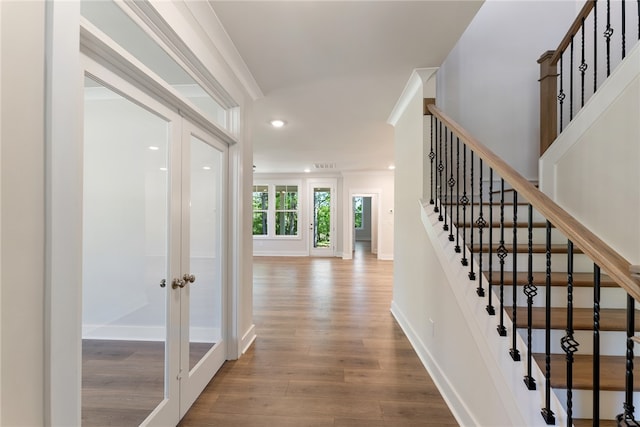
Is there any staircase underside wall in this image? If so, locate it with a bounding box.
[540,42,640,266]
[392,201,569,426]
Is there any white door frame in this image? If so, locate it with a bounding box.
[344,190,381,260]
[307,179,337,257]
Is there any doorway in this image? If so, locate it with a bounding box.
[81,72,227,426]
[353,196,373,257]
[308,181,336,256]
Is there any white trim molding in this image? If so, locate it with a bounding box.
[387,67,438,127]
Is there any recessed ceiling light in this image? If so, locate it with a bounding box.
[159,167,168,171]
[202,166,211,170]
[270,119,285,128]
[304,168,311,173]
[388,165,396,170]
[149,146,160,150]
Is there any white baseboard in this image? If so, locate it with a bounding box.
[240,324,256,354]
[377,253,393,260]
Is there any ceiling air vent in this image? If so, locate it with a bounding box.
[314,163,336,170]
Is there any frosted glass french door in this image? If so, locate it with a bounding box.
[82,72,226,426]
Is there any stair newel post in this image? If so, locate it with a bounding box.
[474,159,485,291]
[538,50,558,154]
[541,220,555,425]
[469,151,475,280]
[561,240,579,426]
[429,115,435,206]
[593,263,602,425]
[509,191,521,361]
[448,130,455,242]
[616,294,638,425]
[455,137,461,253]
[461,144,468,266]
[443,127,449,232]
[439,121,445,223]
[486,168,495,315]
[523,204,537,390]
[497,179,507,337]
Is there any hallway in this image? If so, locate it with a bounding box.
[179,242,457,426]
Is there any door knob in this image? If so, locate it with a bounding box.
[159,279,166,288]
[172,278,186,289]
[183,273,196,283]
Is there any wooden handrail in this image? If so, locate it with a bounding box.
[427,103,640,302]
[549,0,596,65]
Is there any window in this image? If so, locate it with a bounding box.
[252,185,268,235]
[275,185,298,236]
[354,197,363,229]
[252,183,299,237]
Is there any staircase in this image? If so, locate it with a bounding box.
[453,200,638,424]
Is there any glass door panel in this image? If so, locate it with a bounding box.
[309,183,335,256]
[187,135,223,370]
[82,76,172,426]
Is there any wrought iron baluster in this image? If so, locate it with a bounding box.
[429,116,435,205]
[469,151,476,280]
[510,191,520,361]
[637,0,640,41]
[594,264,602,424]
[475,159,485,292]
[594,1,598,94]
[455,137,461,253]
[623,0,627,59]
[461,145,468,266]
[523,204,536,390]
[434,118,440,214]
[561,240,579,426]
[448,130,455,242]
[439,121,445,223]
[616,294,637,425]
[580,18,587,108]
[443,127,449,231]
[570,37,574,121]
[541,220,555,425]
[605,0,613,77]
[497,179,507,337]
[559,53,565,132]
[487,169,495,315]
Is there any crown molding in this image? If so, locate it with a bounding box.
[387,67,438,127]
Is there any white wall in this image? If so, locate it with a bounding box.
[1,1,46,425]
[540,43,640,265]
[436,0,577,180]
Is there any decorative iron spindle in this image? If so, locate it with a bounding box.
[469,151,475,279]
[637,0,640,40]
[455,137,461,253]
[497,179,507,337]
[623,0,627,59]
[438,121,444,220]
[580,19,587,107]
[541,220,555,425]
[570,37,574,121]
[429,115,435,205]
[442,123,448,228]
[616,294,638,425]
[438,122,447,224]
[510,191,521,361]
[594,264,602,423]
[559,53,566,132]
[605,0,613,77]
[594,1,598,94]
[561,240,579,426]
[475,159,485,293]
[461,145,468,266]
[523,204,536,390]
[448,130,455,241]
[486,169,495,315]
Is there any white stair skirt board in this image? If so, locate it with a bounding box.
[391,200,569,426]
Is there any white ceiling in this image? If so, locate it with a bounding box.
[210,1,483,174]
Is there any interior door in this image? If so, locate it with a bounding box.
[179,123,227,415]
[309,181,336,256]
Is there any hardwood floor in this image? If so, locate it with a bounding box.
[179,242,457,426]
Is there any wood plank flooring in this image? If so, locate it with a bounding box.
[179,242,457,426]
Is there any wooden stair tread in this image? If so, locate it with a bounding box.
[483,271,618,287]
[508,307,640,331]
[455,221,548,228]
[573,419,617,427]
[532,353,640,391]
[471,243,583,254]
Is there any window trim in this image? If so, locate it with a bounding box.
[252,181,301,239]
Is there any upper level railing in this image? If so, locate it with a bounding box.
[539,0,640,154]
[427,101,640,425]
